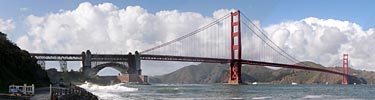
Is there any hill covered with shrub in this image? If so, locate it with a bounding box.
[0,32,50,91]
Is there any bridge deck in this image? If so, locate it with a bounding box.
[30,53,348,76]
[30,53,129,61]
[141,54,348,76]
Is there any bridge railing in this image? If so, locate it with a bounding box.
[8,84,35,96]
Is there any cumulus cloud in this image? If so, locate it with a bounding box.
[16,2,375,74]
[263,17,375,70]
[0,18,15,33]
[16,2,229,75]
[18,2,227,54]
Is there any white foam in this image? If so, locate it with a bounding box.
[252,96,272,99]
[302,95,324,99]
[230,97,245,99]
[154,84,210,86]
[78,82,138,100]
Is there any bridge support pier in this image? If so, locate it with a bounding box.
[82,50,95,78]
[229,61,242,84]
[127,51,141,75]
[117,51,148,84]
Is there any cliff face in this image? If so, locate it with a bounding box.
[0,32,50,90]
[149,62,369,84]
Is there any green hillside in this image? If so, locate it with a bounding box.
[150,63,228,83]
[150,61,369,84]
[0,32,50,91]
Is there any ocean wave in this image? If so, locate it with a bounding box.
[252,96,272,99]
[302,95,325,99]
[153,84,211,87]
[78,82,138,100]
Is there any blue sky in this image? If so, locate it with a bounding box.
[1,0,374,40]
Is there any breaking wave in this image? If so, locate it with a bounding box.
[78,82,138,100]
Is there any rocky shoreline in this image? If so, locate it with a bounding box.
[0,84,98,100]
[29,84,98,100]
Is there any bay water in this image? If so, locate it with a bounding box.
[79,83,375,100]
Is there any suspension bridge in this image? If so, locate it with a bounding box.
[30,10,351,85]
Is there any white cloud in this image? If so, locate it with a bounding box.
[16,2,228,75]
[0,18,15,33]
[18,2,227,54]
[16,2,375,75]
[262,17,375,71]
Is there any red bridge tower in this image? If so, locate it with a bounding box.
[229,10,242,84]
[342,54,349,84]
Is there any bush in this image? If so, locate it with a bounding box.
[0,32,51,91]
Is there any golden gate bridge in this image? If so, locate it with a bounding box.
[30,10,351,85]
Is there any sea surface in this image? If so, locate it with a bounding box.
[79,83,375,100]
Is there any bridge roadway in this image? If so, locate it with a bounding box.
[30,53,348,76]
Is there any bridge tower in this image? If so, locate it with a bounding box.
[228,10,242,84]
[59,60,68,72]
[82,50,93,78]
[342,54,349,84]
[127,52,141,75]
